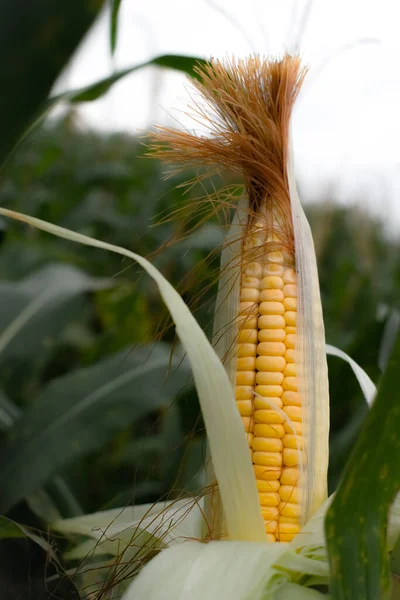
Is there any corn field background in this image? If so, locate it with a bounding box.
[1,1,400,599]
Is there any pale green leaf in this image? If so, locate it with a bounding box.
[326,344,376,406]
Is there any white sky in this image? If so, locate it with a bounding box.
[57,0,400,225]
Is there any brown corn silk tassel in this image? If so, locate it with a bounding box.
[151,55,329,543]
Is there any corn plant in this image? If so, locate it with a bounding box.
[1,53,400,600]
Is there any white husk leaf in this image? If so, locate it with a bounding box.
[66,498,204,561]
[287,132,330,523]
[52,502,171,537]
[205,199,249,538]
[273,583,329,599]
[52,499,204,559]
[0,207,265,543]
[326,343,376,406]
[122,540,289,600]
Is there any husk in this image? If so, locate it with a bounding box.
[287,132,330,523]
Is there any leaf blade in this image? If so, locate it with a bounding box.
[325,331,400,600]
[0,344,189,512]
[110,0,123,55]
[0,0,104,166]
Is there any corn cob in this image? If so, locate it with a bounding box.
[236,221,301,542]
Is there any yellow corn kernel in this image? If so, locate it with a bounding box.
[256,371,285,384]
[285,334,295,349]
[237,357,256,371]
[242,416,254,432]
[263,262,284,275]
[259,302,285,316]
[236,400,253,417]
[283,297,297,311]
[238,329,258,344]
[237,343,257,357]
[283,448,300,467]
[236,386,253,400]
[259,492,280,507]
[260,289,284,302]
[258,328,286,342]
[254,424,285,438]
[283,363,296,376]
[244,262,262,277]
[284,311,296,326]
[253,465,282,480]
[282,376,298,391]
[257,480,280,493]
[279,486,299,503]
[267,534,276,542]
[254,385,283,398]
[266,251,284,264]
[283,434,303,450]
[238,315,258,329]
[255,371,284,385]
[242,276,261,289]
[258,315,286,329]
[254,410,284,424]
[256,356,286,372]
[283,406,301,421]
[277,522,300,535]
[283,268,296,284]
[236,371,256,386]
[285,325,296,334]
[283,284,296,298]
[278,516,298,524]
[282,391,301,405]
[283,420,302,435]
[246,432,254,448]
[284,349,295,363]
[254,396,283,410]
[258,341,286,356]
[261,507,279,523]
[279,501,300,518]
[252,437,282,455]
[241,288,260,302]
[265,520,278,533]
[253,452,283,467]
[281,467,299,486]
[261,275,284,290]
[240,301,259,316]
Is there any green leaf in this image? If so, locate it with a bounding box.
[0,263,110,364]
[325,331,400,600]
[110,0,123,55]
[0,343,189,512]
[0,515,53,554]
[0,389,22,431]
[0,388,81,520]
[53,54,207,104]
[0,0,104,166]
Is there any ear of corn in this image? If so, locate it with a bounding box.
[150,55,330,542]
